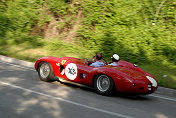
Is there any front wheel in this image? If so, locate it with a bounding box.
[94,75,114,95]
[38,62,55,82]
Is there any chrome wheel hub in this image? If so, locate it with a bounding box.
[40,63,50,78]
[97,75,110,92]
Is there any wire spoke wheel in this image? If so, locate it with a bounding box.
[94,75,114,95]
[38,62,54,82]
[40,63,50,78]
[97,75,110,92]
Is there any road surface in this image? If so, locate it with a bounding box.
[0,61,175,118]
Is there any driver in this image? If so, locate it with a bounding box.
[90,53,104,67]
[108,54,119,66]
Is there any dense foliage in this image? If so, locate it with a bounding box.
[0,0,175,64]
[78,0,176,64]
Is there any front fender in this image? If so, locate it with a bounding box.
[35,57,62,75]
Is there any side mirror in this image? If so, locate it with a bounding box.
[134,64,138,67]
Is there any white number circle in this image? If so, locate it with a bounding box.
[65,63,78,80]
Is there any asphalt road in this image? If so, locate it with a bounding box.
[0,61,176,118]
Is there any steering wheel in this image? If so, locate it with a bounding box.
[85,58,94,66]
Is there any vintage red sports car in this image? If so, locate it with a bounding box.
[35,57,157,95]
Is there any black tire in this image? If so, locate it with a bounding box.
[94,74,114,96]
[38,62,55,82]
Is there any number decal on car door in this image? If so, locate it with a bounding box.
[65,63,78,80]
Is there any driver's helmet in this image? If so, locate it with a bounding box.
[111,54,119,62]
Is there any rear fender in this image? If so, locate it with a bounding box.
[89,67,135,92]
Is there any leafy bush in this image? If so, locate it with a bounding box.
[78,0,176,64]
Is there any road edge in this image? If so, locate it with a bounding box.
[0,55,34,68]
[0,55,176,98]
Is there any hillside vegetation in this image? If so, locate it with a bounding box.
[0,0,176,89]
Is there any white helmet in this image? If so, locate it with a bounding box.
[111,54,119,60]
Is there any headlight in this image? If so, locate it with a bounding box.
[146,76,157,87]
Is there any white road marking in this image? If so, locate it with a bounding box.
[0,81,133,118]
[149,94,176,102]
[0,60,176,102]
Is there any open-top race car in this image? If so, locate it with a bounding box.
[35,57,157,95]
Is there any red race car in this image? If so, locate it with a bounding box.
[35,57,157,95]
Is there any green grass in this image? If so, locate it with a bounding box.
[0,38,93,62]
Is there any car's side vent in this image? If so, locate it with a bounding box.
[80,73,84,79]
[60,65,65,75]
[80,73,86,79]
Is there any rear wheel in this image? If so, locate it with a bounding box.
[38,62,54,82]
[94,75,114,95]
